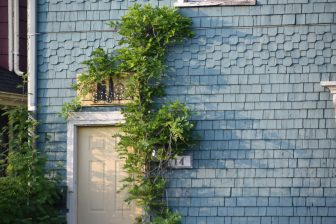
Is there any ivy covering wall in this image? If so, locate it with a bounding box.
[63,4,196,223]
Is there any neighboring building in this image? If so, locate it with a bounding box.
[35,0,336,223]
[0,0,26,106]
[0,0,27,175]
[0,0,27,71]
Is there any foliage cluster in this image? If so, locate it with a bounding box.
[61,45,117,118]
[0,107,65,224]
[112,5,194,223]
[63,4,195,223]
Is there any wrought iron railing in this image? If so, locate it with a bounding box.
[80,77,128,106]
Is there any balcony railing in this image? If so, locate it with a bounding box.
[80,77,129,106]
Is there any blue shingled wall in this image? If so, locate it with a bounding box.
[36,0,336,223]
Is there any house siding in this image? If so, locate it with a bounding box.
[36,0,336,223]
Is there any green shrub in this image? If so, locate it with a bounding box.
[0,107,65,224]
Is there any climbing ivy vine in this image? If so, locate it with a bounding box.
[63,4,195,223]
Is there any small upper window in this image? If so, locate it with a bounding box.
[174,0,255,7]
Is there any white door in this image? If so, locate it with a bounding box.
[77,126,139,224]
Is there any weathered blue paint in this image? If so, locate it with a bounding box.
[36,0,336,223]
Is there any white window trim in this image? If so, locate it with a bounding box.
[174,0,256,7]
[321,81,336,109]
[66,111,124,224]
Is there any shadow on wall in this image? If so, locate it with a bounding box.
[163,9,336,222]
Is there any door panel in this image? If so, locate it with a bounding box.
[77,127,138,224]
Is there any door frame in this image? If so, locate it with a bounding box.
[66,111,124,224]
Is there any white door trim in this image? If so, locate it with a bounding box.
[66,111,124,224]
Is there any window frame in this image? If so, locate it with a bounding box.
[174,0,256,7]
